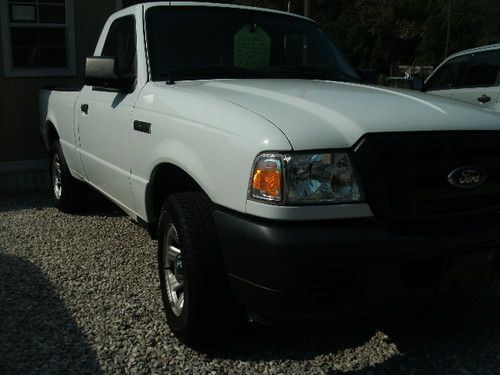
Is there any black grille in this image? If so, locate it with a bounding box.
[353,132,500,222]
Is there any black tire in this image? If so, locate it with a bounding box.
[158,191,245,348]
[50,141,87,213]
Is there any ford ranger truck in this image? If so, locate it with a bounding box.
[39,2,500,347]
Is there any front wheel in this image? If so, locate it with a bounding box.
[50,141,87,213]
[158,192,245,348]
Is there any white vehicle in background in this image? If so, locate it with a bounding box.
[420,44,500,111]
[39,2,500,349]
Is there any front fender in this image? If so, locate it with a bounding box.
[129,82,293,221]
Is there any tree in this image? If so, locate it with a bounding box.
[198,0,500,71]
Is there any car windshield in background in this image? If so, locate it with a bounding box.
[146,6,360,83]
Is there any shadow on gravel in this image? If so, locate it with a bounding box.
[79,192,126,218]
[209,319,378,361]
[0,191,125,218]
[370,290,500,374]
[0,253,103,374]
[0,192,52,213]
[210,285,499,374]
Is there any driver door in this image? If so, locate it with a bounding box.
[76,15,139,212]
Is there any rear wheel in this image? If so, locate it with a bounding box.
[158,191,245,348]
[50,141,87,213]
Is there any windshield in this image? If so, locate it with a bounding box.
[145,6,360,83]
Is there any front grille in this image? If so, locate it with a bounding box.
[353,132,500,222]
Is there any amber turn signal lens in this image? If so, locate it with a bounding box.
[253,169,282,198]
[250,156,283,201]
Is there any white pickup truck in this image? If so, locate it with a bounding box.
[40,2,500,347]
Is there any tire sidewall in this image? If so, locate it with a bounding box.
[50,144,65,206]
[157,192,245,347]
[158,201,190,335]
[50,141,87,213]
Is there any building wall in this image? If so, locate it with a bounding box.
[0,0,117,163]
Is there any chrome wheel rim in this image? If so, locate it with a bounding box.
[52,153,62,200]
[162,223,184,317]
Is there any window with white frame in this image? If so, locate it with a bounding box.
[1,0,75,76]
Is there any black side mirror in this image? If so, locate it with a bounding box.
[84,56,135,92]
[409,77,424,91]
[359,69,378,84]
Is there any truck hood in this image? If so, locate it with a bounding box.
[177,79,500,150]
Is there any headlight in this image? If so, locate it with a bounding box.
[285,152,363,204]
[249,151,363,205]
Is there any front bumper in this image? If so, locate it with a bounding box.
[213,209,500,321]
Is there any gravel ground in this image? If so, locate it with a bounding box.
[0,192,499,374]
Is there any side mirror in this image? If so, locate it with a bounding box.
[359,69,378,84]
[84,56,135,92]
[409,77,424,91]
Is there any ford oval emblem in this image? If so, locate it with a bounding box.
[447,166,487,188]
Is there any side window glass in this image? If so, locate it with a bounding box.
[462,50,500,87]
[101,16,136,77]
[426,55,469,91]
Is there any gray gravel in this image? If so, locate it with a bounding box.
[0,192,499,374]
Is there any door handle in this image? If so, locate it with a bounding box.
[133,120,151,134]
[81,104,89,114]
[477,95,491,104]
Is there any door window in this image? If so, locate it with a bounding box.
[101,15,137,78]
[462,50,500,87]
[425,55,469,91]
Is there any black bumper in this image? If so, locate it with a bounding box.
[213,210,500,321]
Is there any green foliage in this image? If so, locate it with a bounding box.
[225,0,500,72]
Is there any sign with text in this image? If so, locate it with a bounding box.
[234,24,271,70]
[11,5,36,22]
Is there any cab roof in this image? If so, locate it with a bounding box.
[127,1,313,22]
[447,43,500,60]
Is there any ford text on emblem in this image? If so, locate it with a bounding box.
[447,166,487,188]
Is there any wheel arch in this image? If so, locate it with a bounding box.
[45,120,59,151]
[145,162,208,238]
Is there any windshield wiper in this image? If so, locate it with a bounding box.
[163,65,361,84]
[164,65,263,84]
[273,65,360,83]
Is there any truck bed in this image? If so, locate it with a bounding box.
[38,87,81,153]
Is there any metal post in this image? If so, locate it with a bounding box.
[444,0,452,57]
[304,0,311,17]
